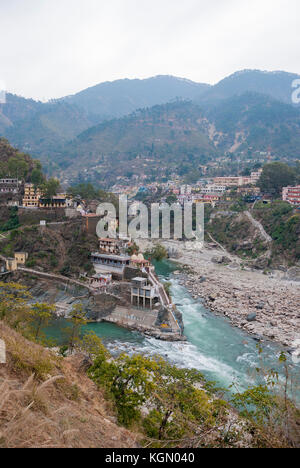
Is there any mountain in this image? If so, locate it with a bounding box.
[56,101,218,185]
[4,101,95,157]
[197,69,300,105]
[0,93,43,134]
[1,70,300,181]
[205,92,300,156]
[61,75,211,118]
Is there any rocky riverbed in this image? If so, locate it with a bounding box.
[137,239,300,352]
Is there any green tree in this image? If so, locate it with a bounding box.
[0,281,32,331]
[8,156,29,179]
[258,162,296,198]
[89,353,158,426]
[40,178,60,199]
[31,168,44,187]
[80,330,109,361]
[143,360,227,444]
[65,304,87,353]
[146,244,168,261]
[29,302,55,341]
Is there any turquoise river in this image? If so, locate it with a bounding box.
[46,260,300,395]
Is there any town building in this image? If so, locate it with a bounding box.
[98,238,120,254]
[5,258,18,272]
[200,185,227,194]
[213,169,262,188]
[22,184,42,207]
[91,252,131,278]
[89,273,112,289]
[282,185,300,206]
[130,254,151,270]
[180,185,192,195]
[131,277,158,310]
[14,252,28,265]
[98,237,131,255]
[39,195,69,209]
[0,179,20,194]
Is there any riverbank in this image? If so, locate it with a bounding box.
[137,239,300,355]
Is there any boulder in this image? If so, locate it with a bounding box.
[246,313,257,322]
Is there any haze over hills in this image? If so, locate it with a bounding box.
[0,69,300,183]
[61,75,211,118]
[197,69,300,105]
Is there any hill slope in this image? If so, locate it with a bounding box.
[206,92,300,156]
[57,101,218,184]
[198,69,300,105]
[62,75,210,118]
[0,321,138,448]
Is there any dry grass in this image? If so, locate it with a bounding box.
[0,321,138,448]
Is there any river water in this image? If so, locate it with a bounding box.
[47,260,300,395]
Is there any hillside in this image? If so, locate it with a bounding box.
[205,201,300,270]
[56,94,300,184]
[0,321,138,448]
[62,75,210,118]
[198,69,300,105]
[0,138,42,181]
[3,101,96,164]
[206,92,300,156]
[57,101,218,185]
[1,70,300,179]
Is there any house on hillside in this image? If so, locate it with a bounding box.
[282,185,300,206]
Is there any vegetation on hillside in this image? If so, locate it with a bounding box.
[258,162,298,197]
[253,201,300,265]
[0,137,44,182]
[0,280,299,448]
[0,222,97,276]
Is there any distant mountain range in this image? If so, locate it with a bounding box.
[0,69,299,183]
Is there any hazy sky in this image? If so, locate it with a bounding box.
[0,0,299,101]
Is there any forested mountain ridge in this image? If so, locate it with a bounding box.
[205,92,300,156]
[1,70,300,182]
[57,101,218,184]
[197,69,300,105]
[61,75,211,118]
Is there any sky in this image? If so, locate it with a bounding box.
[0,0,299,101]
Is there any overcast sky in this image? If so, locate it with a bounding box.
[0,0,299,101]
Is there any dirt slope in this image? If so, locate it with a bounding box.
[0,321,138,448]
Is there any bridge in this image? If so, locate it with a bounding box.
[148,269,182,335]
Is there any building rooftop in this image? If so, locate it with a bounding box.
[91,253,131,262]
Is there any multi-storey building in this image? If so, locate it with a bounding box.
[22,184,42,207]
[282,185,300,206]
[201,185,227,194]
[131,277,158,310]
[0,179,20,194]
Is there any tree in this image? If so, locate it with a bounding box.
[258,162,296,198]
[0,281,32,331]
[29,303,55,341]
[143,360,227,444]
[31,168,44,187]
[146,244,168,261]
[40,178,60,199]
[89,353,158,426]
[80,331,109,361]
[8,157,29,179]
[65,304,87,353]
